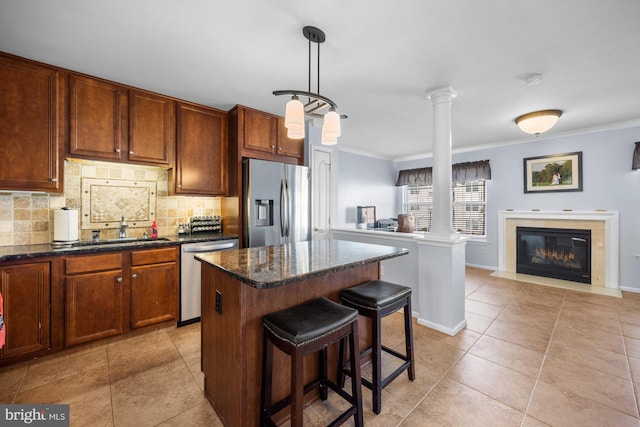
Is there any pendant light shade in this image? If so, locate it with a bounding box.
[321,109,341,142]
[321,134,338,145]
[514,109,563,135]
[273,26,346,145]
[284,96,305,137]
[287,125,305,139]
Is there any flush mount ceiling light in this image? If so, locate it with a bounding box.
[273,26,346,145]
[514,109,563,136]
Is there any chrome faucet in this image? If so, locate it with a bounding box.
[119,216,128,238]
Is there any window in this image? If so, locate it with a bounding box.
[404,180,487,236]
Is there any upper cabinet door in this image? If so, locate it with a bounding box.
[174,102,228,196]
[128,89,175,166]
[243,108,277,154]
[0,54,64,192]
[69,74,127,161]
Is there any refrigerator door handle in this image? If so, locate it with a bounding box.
[287,180,291,237]
[285,178,291,238]
[280,178,286,238]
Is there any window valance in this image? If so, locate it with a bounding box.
[396,160,491,186]
[395,167,432,186]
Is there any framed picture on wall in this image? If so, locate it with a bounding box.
[523,151,583,193]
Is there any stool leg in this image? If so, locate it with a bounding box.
[337,337,346,388]
[372,313,382,414]
[260,333,274,425]
[291,347,304,427]
[404,297,416,381]
[349,322,364,427]
[319,346,328,400]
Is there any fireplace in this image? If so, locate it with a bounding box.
[516,226,591,284]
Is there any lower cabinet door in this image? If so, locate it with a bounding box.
[130,262,177,328]
[65,270,123,346]
[0,262,50,358]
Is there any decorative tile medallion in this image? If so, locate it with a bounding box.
[81,178,156,230]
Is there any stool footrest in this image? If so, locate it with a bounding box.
[342,345,412,390]
[268,377,322,416]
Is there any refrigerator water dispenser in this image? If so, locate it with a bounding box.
[255,200,273,227]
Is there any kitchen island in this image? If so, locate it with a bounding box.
[196,239,408,427]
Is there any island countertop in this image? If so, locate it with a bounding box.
[195,239,408,289]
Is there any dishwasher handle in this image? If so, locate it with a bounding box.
[182,241,238,253]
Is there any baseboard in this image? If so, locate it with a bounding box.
[417,317,467,336]
[464,263,496,271]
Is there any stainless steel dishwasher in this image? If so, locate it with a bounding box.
[179,238,238,326]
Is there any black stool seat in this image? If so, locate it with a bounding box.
[340,280,412,311]
[339,280,415,415]
[261,297,364,427]
[263,297,358,347]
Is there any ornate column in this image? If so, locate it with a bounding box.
[417,86,467,336]
[426,86,457,236]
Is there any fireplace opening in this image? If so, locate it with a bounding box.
[516,226,591,284]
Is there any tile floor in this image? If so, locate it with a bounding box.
[3,267,640,426]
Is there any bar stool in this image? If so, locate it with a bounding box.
[338,280,415,414]
[260,297,364,427]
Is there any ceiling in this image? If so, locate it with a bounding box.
[2,0,640,160]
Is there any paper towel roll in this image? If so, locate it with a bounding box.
[54,208,79,242]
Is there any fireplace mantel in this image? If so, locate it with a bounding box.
[497,210,619,292]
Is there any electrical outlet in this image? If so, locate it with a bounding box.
[215,290,223,314]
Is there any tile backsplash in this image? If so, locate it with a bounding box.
[0,159,221,247]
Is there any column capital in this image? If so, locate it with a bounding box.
[425,86,458,104]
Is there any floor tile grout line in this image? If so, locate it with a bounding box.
[618,306,640,419]
[10,361,28,404]
[398,279,530,426]
[517,287,567,427]
[105,343,116,427]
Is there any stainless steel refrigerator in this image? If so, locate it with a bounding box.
[242,158,310,247]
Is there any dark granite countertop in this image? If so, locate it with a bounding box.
[0,233,239,262]
[195,239,408,289]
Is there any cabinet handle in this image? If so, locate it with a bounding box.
[177,184,182,188]
[115,148,121,153]
[278,147,282,151]
[271,145,275,149]
[116,277,123,283]
[50,178,58,183]
[131,274,138,279]
[129,151,135,155]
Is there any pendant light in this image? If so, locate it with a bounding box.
[273,26,346,144]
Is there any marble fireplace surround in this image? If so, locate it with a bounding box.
[496,210,620,297]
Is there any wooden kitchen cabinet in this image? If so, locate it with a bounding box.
[128,89,175,165]
[69,74,127,161]
[0,53,65,193]
[230,105,304,165]
[69,74,175,166]
[63,253,124,346]
[173,101,228,195]
[130,247,178,328]
[62,247,178,347]
[0,262,51,359]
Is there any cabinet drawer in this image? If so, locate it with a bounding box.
[64,253,123,275]
[131,247,177,266]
